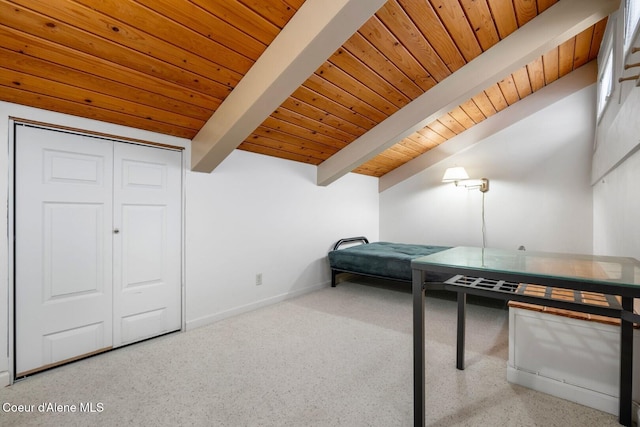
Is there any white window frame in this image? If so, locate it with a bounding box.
[597,39,614,121]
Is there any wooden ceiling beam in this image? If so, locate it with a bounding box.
[316,0,618,186]
[190,0,386,173]
[379,60,598,192]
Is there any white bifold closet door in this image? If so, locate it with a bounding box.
[112,142,182,347]
[15,125,182,376]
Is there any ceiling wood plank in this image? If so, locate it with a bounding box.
[543,48,560,84]
[558,37,577,76]
[191,0,387,172]
[245,134,332,161]
[0,24,221,111]
[16,0,252,77]
[188,0,282,45]
[383,144,420,162]
[260,116,349,150]
[316,61,400,117]
[0,82,196,137]
[379,60,597,191]
[132,0,267,60]
[470,92,497,117]
[537,0,559,13]
[359,151,404,169]
[376,1,451,82]
[396,136,430,154]
[237,0,303,28]
[589,19,607,60]
[485,83,510,111]
[448,106,477,130]
[1,1,236,97]
[397,0,467,70]
[512,66,533,99]
[290,84,375,131]
[459,0,500,51]
[270,106,358,144]
[426,121,456,140]
[574,26,595,68]
[513,0,539,27]
[527,56,546,91]
[358,16,437,92]
[459,99,487,124]
[405,132,439,150]
[488,0,519,39]
[302,74,388,123]
[416,127,447,146]
[429,0,483,61]
[327,48,412,109]
[342,33,424,100]
[317,0,617,186]
[0,64,203,131]
[0,46,211,122]
[437,114,467,135]
[278,97,364,139]
[248,128,339,159]
[498,75,520,105]
[238,141,321,165]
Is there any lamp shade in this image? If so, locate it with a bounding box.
[442,166,469,182]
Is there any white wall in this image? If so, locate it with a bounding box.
[185,150,378,328]
[379,83,596,254]
[0,101,380,384]
[593,148,640,259]
[592,11,640,259]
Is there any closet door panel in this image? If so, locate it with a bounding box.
[15,126,113,375]
[113,143,182,346]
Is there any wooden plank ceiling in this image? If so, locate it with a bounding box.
[0,0,606,178]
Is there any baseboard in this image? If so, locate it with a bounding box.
[507,366,618,415]
[185,282,329,330]
[0,371,10,387]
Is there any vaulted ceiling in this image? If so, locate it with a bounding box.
[0,0,617,186]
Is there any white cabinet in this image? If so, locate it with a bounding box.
[508,304,639,416]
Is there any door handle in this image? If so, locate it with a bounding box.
[113,228,120,234]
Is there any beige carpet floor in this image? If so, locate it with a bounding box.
[0,276,628,426]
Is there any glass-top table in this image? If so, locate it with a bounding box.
[411,247,640,427]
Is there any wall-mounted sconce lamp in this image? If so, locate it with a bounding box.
[442,166,489,192]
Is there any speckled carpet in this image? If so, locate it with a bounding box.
[0,277,626,426]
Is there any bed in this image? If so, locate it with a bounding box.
[328,236,452,287]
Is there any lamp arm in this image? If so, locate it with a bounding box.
[455,178,489,192]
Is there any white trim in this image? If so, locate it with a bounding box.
[506,366,619,415]
[0,371,9,387]
[6,120,16,385]
[185,282,328,330]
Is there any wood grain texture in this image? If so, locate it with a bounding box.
[0,0,603,177]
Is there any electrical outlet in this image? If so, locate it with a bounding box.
[256,273,262,286]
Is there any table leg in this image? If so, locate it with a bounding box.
[457,292,466,370]
[413,270,425,427]
[619,296,633,427]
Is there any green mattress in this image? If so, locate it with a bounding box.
[328,241,451,282]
